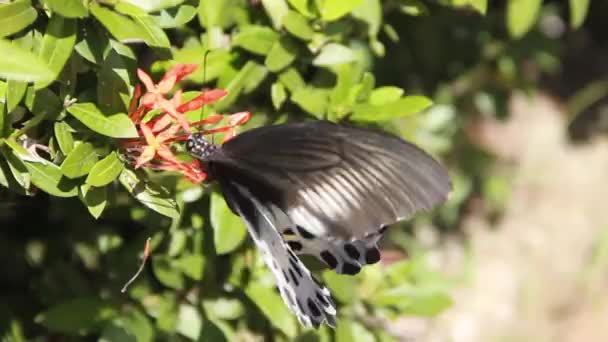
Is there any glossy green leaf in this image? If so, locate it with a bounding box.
[215,61,258,111]
[119,169,180,219]
[369,86,404,105]
[36,16,77,89]
[351,95,432,122]
[0,147,30,190]
[80,184,107,219]
[66,103,138,138]
[38,297,116,334]
[74,22,108,64]
[372,284,452,316]
[264,36,297,72]
[335,319,375,342]
[507,0,542,39]
[152,256,185,289]
[245,284,297,338]
[0,0,37,38]
[283,10,314,40]
[319,0,364,21]
[174,254,205,280]
[91,3,169,47]
[54,121,75,155]
[197,0,233,29]
[24,161,78,197]
[25,87,62,119]
[233,26,279,55]
[278,67,305,92]
[287,0,314,17]
[352,0,382,36]
[6,80,27,112]
[313,43,357,66]
[210,191,247,255]
[97,41,136,114]
[44,0,89,18]
[153,5,197,28]
[122,0,185,12]
[262,0,289,29]
[570,0,590,29]
[271,82,287,110]
[0,39,54,82]
[291,87,329,118]
[114,2,171,48]
[85,152,123,187]
[60,142,98,178]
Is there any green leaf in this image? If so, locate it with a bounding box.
[329,64,356,117]
[569,0,590,29]
[203,298,244,320]
[0,147,30,190]
[323,271,357,303]
[60,142,98,178]
[38,297,116,334]
[152,255,185,289]
[85,152,123,187]
[66,103,138,138]
[262,0,289,29]
[369,86,404,105]
[319,0,364,21]
[287,0,314,18]
[313,43,357,66]
[291,87,329,118]
[351,95,433,122]
[80,184,107,219]
[114,2,171,48]
[174,254,205,280]
[153,5,197,28]
[352,0,382,36]
[335,319,375,342]
[209,191,247,255]
[44,0,89,18]
[6,80,27,112]
[97,41,136,114]
[36,16,77,89]
[54,121,75,155]
[24,87,62,119]
[119,169,180,218]
[0,39,55,82]
[245,284,297,338]
[264,36,298,72]
[74,22,109,64]
[283,10,314,40]
[24,161,78,197]
[507,0,542,39]
[371,284,452,316]
[278,67,305,92]
[176,304,202,340]
[0,0,37,38]
[233,25,279,55]
[197,0,233,29]
[122,0,185,12]
[91,3,168,47]
[271,82,287,110]
[215,61,258,111]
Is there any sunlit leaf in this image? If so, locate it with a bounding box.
[86,152,124,187]
[0,0,37,38]
[0,39,54,83]
[245,283,297,337]
[119,169,180,218]
[507,0,542,39]
[210,191,247,255]
[36,15,77,89]
[60,142,98,178]
[66,103,138,138]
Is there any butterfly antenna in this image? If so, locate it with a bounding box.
[202,50,211,86]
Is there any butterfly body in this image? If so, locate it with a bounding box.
[187,120,451,328]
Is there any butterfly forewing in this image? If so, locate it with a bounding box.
[209,121,451,240]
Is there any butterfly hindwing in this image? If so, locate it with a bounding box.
[220,178,336,328]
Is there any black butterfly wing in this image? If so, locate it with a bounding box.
[209,121,451,241]
[218,176,336,328]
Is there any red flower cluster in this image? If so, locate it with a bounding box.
[121,64,250,183]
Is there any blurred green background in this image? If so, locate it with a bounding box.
[1,0,607,341]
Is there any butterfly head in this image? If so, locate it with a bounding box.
[186,133,219,161]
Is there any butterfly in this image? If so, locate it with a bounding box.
[186,120,451,328]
